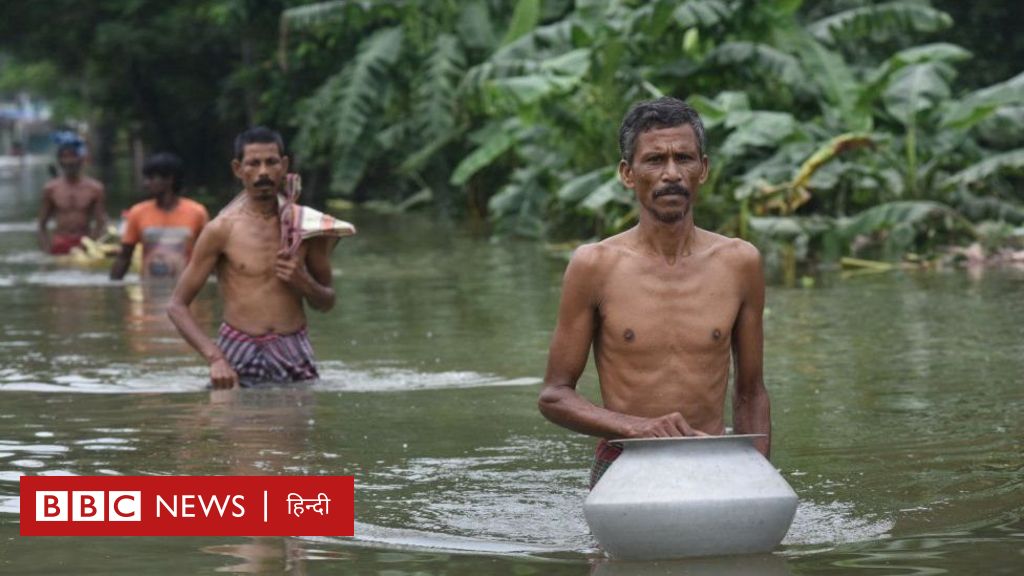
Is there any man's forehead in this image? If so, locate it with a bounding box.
[241,143,283,160]
[637,124,697,148]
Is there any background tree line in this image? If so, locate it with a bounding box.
[1,0,1021,265]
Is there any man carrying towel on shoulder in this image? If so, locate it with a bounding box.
[168,127,336,388]
[537,98,771,489]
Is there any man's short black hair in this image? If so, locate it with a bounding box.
[234,126,285,160]
[618,97,707,165]
[142,152,185,193]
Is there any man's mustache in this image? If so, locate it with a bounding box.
[653,184,690,199]
[254,177,275,187]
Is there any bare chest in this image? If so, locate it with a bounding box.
[597,261,741,356]
[218,221,305,280]
[51,186,97,212]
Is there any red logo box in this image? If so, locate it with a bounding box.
[20,476,354,536]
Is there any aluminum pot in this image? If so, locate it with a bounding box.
[584,434,797,560]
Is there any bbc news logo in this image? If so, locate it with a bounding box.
[36,491,141,522]
[21,476,353,536]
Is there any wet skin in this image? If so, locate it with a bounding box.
[37,149,107,250]
[538,124,771,456]
[167,143,335,388]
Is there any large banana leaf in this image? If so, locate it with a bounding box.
[941,71,1024,129]
[720,111,799,158]
[975,106,1024,149]
[673,0,735,28]
[292,26,404,195]
[700,41,804,90]
[838,200,966,239]
[580,175,631,213]
[687,91,751,129]
[556,165,615,203]
[414,34,465,145]
[787,31,868,131]
[481,48,591,111]
[450,120,521,186]
[882,62,954,124]
[809,1,951,46]
[943,149,1024,189]
[502,0,541,46]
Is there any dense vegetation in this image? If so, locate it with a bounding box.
[2,0,1022,265]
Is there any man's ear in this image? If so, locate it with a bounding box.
[282,155,290,173]
[699,155,709,185]
[231,158,242,179]
[618,159,634,189]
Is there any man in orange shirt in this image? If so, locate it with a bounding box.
[110,153,209,280]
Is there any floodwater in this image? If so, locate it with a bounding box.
[1,162,1022,575]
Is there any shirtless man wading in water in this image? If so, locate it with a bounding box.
[168,127,336,388]
[37,142,108,254]
[537,97,770,488]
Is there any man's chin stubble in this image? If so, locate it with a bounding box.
[647,206,688,224]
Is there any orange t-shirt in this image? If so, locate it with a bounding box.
[121,198,209,277]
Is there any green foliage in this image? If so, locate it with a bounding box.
[450,121,519,187]
[293,26,403,195]
[502,0,542,46]
[4,0,1022,263]
[808,1,952,46]
[944,149,1024,189]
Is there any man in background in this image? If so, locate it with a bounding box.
[37,141,107,254]
[110,152,209,280]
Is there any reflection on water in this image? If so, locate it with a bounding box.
[591,554,792,576]
[1,163,1023,574]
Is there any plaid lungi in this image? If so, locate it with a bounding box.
[590,439,624,490]
[216,322,319,387]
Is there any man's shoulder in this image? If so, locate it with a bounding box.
[127,199,157,216]
[178,197,210,217]
[178,197,205,210]
[702,231,761,273]
[567,235,631,280]
[701,229,758,256]
[82,176,105,192]
[206,211,234,230]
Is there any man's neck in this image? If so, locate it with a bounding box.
[636,213,700,261]
[62,174,81,185]
[241,194,279,219]
[156,193,179,211]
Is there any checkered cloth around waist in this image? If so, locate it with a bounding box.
[590,439,624,490]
